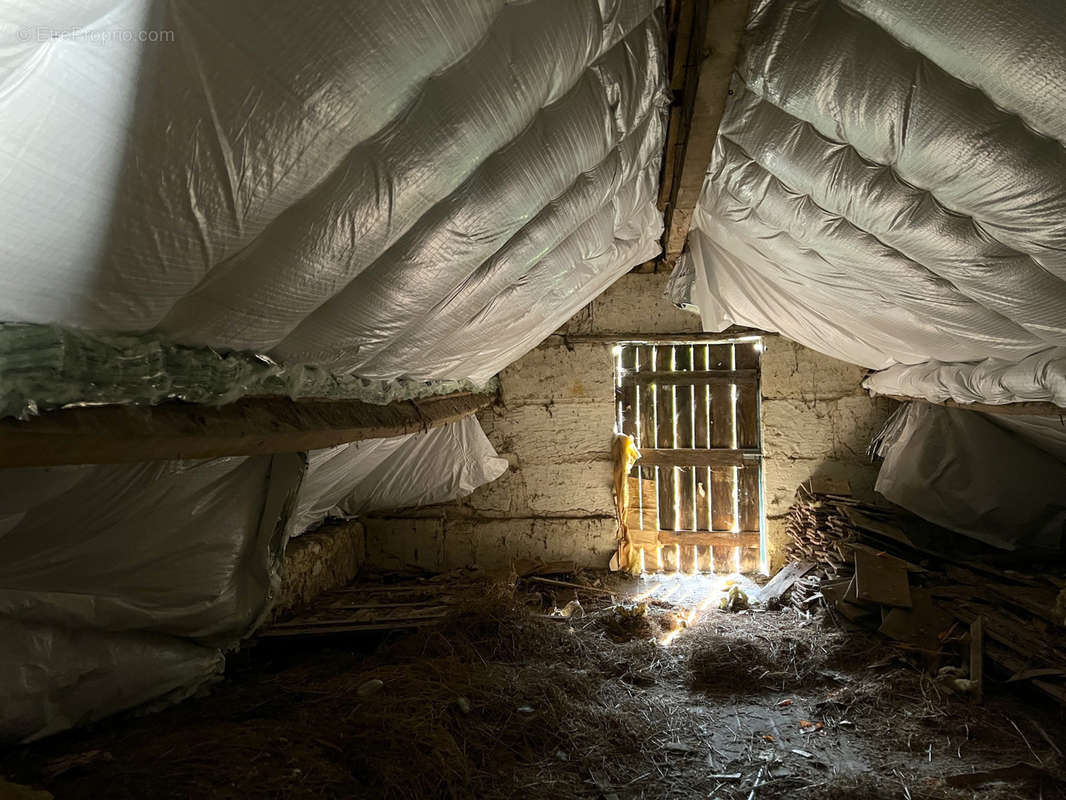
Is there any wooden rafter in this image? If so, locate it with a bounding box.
[661,0,752,263]
[0,391,495,468]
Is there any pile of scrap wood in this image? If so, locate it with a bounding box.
[778,478,1066,706]
[260,560,583,639]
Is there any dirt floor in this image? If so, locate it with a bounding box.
[3,570,1065,799]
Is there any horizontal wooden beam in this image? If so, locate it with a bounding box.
[0,391,495,468]
[629,528,759,548]
[621,369,757,386]
[885,395,1066,418]
[553,328,771,346]
[636,447,759,467]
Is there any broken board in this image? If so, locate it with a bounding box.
[853,548,912,608]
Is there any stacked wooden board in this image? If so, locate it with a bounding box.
[782,479,1066,706]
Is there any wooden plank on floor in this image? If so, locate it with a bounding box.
[259,620,440,637]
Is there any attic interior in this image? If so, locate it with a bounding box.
[2,1,1066,798]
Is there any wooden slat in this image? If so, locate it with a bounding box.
[738,464,762,573]
[636,345,659,532]
[679,541,697,574]
[620,369,757,386]
[556,330,769,345]
[619,346,637,439]
[0,391,494,468]
[735,343,761,572]
[674,346,696,533]
[661,542,679,573]
[656,346,677,532]
[706,344,732,371]
[884,395,1066,417]
[629,529,760,548]
[734,341,760,371]
[710,345,736,570]
[637,448,755,467]
[627,476,658,532]
[692,344,712,532]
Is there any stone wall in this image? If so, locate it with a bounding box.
[273,520,365,619]
[759,339,897,569]
[363,272,895,573]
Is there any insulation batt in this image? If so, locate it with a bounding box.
[684,0,1066,407]
[0,0,667,385]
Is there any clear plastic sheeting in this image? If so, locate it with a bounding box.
[685,0,1066,406]
[1,0,667,386]
[0,622,223,743]
[0,419,508,742]
[873,403,1066,552]
[291,417,508,535]
[0,453,306,742]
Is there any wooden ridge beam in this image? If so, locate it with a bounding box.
[0,391,495,468]
[636,447,758,467]
[662,0,752,262]
[552,328,771,345]
[621,368,757,386]
[884,395,1066,418]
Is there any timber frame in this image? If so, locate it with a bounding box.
[657,0,752,266]
[0,391,495,468]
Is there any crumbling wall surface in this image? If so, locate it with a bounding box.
[364,274,895,573]
[364,272,700,571]
[760,338,896,569]
[272,521,366,620]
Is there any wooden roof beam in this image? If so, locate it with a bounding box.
[0,391,495,468]
[662,0,752,264]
